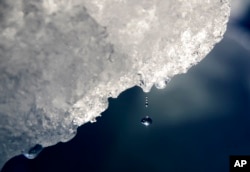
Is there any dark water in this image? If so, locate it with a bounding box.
[2,5,250,172]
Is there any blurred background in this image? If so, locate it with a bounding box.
[2,0,250,172]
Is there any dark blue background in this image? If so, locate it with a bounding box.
[2,3,250,172]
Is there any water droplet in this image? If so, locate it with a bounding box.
[23,144,43,159]
[90,118,97,123]
[141,116,152,126]
[145,96,149,108]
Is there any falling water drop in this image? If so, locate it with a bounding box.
[141,116,152,126]
[145,96,149,108]
[23,144,43,159]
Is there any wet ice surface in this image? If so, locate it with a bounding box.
[0,0,230,169]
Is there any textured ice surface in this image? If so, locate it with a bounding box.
[0,0,230,169]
